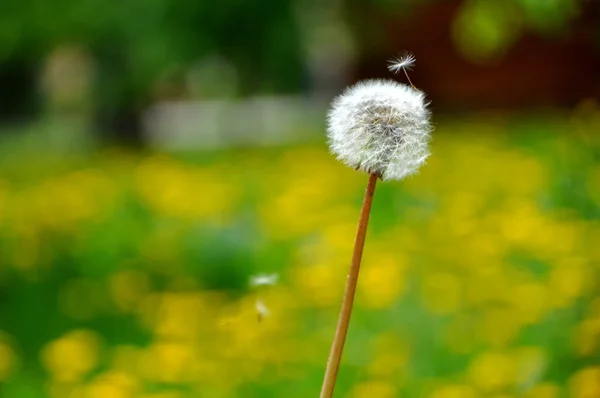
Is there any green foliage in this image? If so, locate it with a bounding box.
[452,0,583,62]
[0,0,305,97]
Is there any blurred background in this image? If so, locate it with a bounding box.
[0,0,599,397]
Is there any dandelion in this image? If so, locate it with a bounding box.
[327,79,431,181]
[320,54,431,398]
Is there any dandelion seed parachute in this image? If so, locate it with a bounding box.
[388,53,416,74]
[249,273,278,287]
[326,79,431,181]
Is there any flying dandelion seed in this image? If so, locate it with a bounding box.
[249,273,279,287]
[255,298,270,322]
[387,52,416,74]
[388,52,417,89]
[249,273,278,322]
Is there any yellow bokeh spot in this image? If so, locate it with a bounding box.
[510,282,548,324]
[429,384,477,398]
[0,340,16,381]
[569,366,600,398]
[30,169,116,232]
[321,221,361,254]
[292,263,344,307]
[40,329,101,382]
[138,342,194,383]
[135,157,236,221]
[524,382,561,398]
[359,254,406,309]
[479,307,522,347]
[348,381,397,398]
[549,258,590,308]
[464,265,507,306]
[499,200,544,245]
[511,347,547,386]
[468,351,514,392]
[258,152,355,239]
[573,319,600,357]
[148,292,224,341]
[84,371,138,398]
[421,272,462,315]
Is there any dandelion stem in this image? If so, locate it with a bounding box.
[319,172,378,398]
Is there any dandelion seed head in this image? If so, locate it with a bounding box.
[327,79,431,181]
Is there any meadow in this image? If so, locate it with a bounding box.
[0,109,599,398]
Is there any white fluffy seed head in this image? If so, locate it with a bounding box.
[326,79,431,181]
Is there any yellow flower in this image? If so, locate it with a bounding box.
[573,319,600,357]
[292,262,344,308]
[349,381,397,398]
[511,347,547,387]
[84,371,138,398]
[467,351,514,392]
[0,336,16,382]
[138,342,195,383]
[40,329,101,382]
[478,307,523,347]
[152,292,217,340]
[498,199,544,245]
[549,257,591,308]
[428,384,477,398]
[569,366,600,398]
[510,282,548,324]
[464,264,507,306]
[524,382,561,398]
[135,156,236,221]
[359,253,407,309]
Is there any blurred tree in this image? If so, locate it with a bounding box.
[0,58,40,124]
[0,0,305,145]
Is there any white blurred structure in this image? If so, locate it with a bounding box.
[142,96,327,150]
